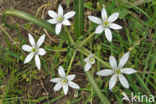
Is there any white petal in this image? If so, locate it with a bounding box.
[50,78,62,83]
[101,8,107,20]
[109,56,117,69]
[62,19,71,26]
[53,83,62,91]
[67,74,76,81]
[22,45,32,52]
[91,58,95,64]
[35,55,41,70]
[88,16,102,24]
[89,54,94,57]
[95,25,104,34]
[58,66,66,77]
[58,5,63,15]
[48,10,58,18]
[28,33,35,46]
[108,12,119,23]
[55,23,62,35]
[24,52,35,64]
[47,19,58,24]
[118,52,129,68]
[38,48,46,56]
[96,69,114,76]
[109,23,122,30]
[109,74,117,90]
[84,63,92,71]
[84,57,89,63]
[88,54,94,59]
[68,81,80,89]
[64,11,76,19]
[121,68,137,74]
[37,34,45,47]
[84,54,94,62]
[118,74,129,88]
[104,28,112,42]
[63,84,68,95]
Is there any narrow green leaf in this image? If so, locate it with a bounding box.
[79,51,110,104]
[45,46,67,52]
[43,95,64,104]
[2,9,69,42]
[73,0,84,39]
[85,71,110,104]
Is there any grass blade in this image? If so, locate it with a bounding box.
[2,9,69,42]
[73,0,84,39]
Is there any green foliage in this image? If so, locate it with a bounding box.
[0,0,155,104]
[73,0,84,39]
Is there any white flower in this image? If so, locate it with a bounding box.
[96,52,137,90]
[47,5,76,35]
[88,8,122,41]
[84,54,95,71]
[22,33,46,70]
[50,66,80,95]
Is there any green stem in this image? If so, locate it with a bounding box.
[85,71,110,104]
[79,52,110,104]
[67,51,77,75]
[64,26,75,45]
[78,32,95,47]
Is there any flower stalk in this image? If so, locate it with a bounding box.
[64,26,75,45]
[78,32,95,47]
[85,71,110,104]
[67,50,77,75]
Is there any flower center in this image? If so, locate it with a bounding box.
[89,57,94,64]
[32,48,36,52]
[105,21,108,25]
[57,16,63,22]
[61,79,67,85]
[104,21,109,26]
[116,70,121,74]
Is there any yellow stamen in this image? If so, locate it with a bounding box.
[89,58,94,63]
[58,17,62,21]
[104,21,109,26]
[116,70,121,74]
[62,79,67,84]
[32,48,36,52]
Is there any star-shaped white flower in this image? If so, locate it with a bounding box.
[96,52,137,90]
[84,54,95,71]
[88,8,122,41]
[22,33,46,70]
[47,5,76,35]
[50,66,80,95]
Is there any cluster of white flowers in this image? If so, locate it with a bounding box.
[84,52,137,90]
[21,5,137,95]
